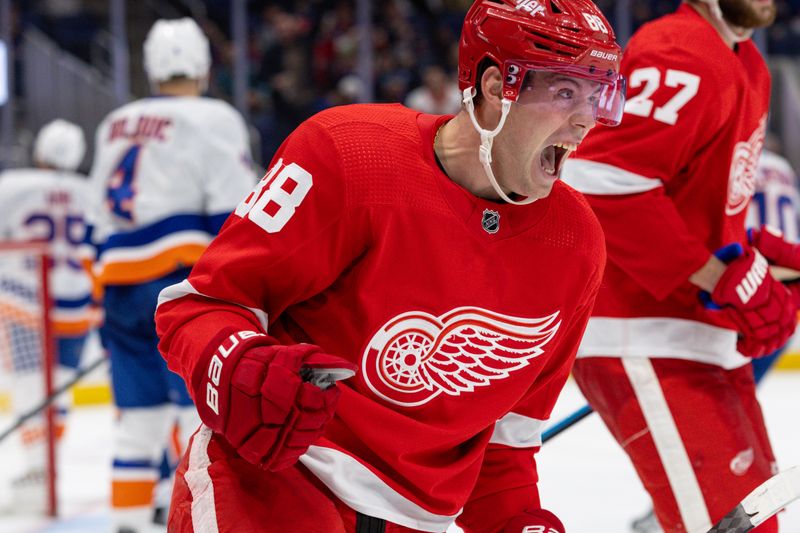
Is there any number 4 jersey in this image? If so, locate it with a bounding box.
[561,3,771,369]
[89,96,257,286]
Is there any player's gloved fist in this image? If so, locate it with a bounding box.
[503,508,565,533]
[710,249,797,358]
[193,331,357,471]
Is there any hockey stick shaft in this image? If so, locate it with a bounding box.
[542,404,594,443]
[706,465,800,532]
[0,356,108,444]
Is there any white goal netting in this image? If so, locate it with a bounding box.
[0,243,57,516]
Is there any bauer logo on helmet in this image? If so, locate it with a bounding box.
[590,50,618,61]
[515,0,545,17]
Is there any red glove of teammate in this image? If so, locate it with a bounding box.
[749,225,800,272]
[749,225,800,306]
[710,248,797,358]
[194,330,357,471]
[503,508,565,533]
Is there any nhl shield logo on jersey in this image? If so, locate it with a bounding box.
[726,115,767,216]
[481,209,500,234]
[361,307,561,407]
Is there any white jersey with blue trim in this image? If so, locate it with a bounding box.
[89,96,257,285]
[746,149,800,242]
[0,168,94,335]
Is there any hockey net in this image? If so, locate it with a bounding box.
[0,242,57,516]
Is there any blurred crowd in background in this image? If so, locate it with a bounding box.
[8,0,800,161]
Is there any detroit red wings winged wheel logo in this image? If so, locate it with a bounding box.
[362,307,561,407]
[726,115,767,216]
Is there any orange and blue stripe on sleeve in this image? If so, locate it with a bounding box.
[95,213,230,286]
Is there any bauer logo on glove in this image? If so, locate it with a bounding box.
[206,330,268,415]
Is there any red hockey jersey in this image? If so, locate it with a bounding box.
[562,4,770,370]
[156,104,604,531]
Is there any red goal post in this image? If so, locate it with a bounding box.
[0,241,57,516]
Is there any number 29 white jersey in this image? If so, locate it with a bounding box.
[0,168,94,336]
[89,96,257,285]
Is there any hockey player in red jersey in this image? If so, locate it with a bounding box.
[155,1,626,531]
[561,1,791,532]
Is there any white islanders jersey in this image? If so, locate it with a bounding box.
[0,168,94,336]
[89,96,256,285]
[746,149,800,242]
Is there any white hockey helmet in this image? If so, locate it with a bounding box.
[33,119,86,171]
[143,18,211,84]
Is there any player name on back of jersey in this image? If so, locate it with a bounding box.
[46,190,73,206]
[108,115,173,143]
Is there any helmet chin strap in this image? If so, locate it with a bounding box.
[694,0,753,44]
[462,87,537,206]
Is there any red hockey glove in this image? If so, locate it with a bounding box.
[503,508,565,533]
[194,331,358,471]
[749,225,800,306]
[710,248,797,358]
[749,225,800,272]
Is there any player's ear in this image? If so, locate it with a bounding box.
[479,66,504,112]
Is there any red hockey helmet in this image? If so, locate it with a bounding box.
[459,0,625,125]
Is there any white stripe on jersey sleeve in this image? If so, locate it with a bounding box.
[157,279,270,333]
[562,158,663,195]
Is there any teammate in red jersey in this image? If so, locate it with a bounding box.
[155,1,625,531]
[561,1,791,532]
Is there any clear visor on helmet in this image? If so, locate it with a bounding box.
[503,62,627,127]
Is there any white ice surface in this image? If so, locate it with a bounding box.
[0,373,798,533]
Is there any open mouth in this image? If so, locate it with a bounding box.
[540,142,577,177]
